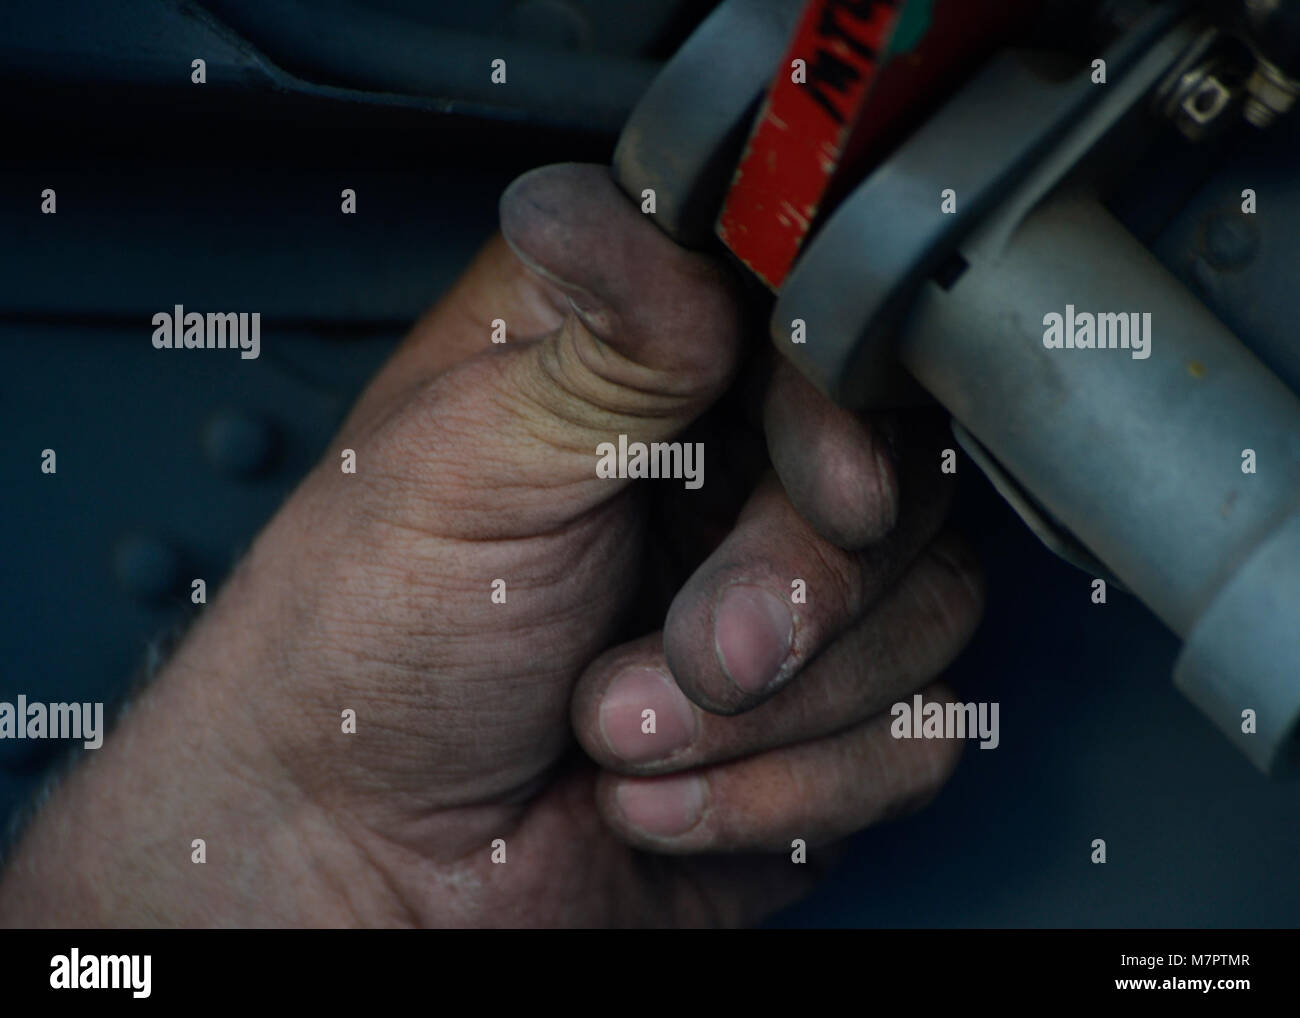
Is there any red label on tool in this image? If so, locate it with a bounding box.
[718,0,1039,291]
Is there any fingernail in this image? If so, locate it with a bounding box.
[714,585,793,694]
[616,775,706,837]
[503,230,609,321]
[505,241,614,337]
[599,668,697,763]
[498,170,618,338]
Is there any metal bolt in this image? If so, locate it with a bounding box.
[1243,59,1299,128]
[1183,75,1232,125]
[1157,31,1245,142]
[1201,210,1260,270]
[202,408,278,478]
[112,535,181,604]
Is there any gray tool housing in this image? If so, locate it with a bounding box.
[615,0,1300,773]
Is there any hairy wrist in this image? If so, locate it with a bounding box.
[0,573,408,927]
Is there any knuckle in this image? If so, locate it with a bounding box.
[911,539,986,646]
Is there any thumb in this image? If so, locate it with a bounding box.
[390,163,745,535]
[289,164,750,816]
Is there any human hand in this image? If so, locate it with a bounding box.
[0,164,982,928]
